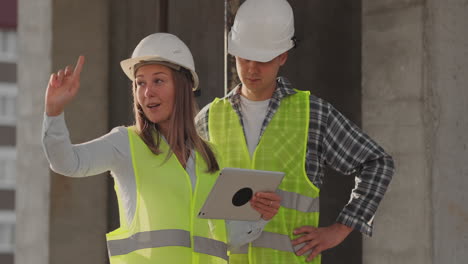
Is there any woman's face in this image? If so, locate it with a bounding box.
[135,64,176,133]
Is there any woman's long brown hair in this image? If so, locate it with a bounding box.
[132,66,219,173]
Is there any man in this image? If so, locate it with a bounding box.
[195,0,395,263]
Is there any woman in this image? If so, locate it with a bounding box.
[42,33,281,264]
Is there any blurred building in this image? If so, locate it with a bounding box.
[0,0,17,263]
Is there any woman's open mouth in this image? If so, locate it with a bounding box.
[147,103,161,109]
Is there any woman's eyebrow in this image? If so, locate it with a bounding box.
[136,72,168,78]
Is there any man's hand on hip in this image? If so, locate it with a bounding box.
[291,223,353,262]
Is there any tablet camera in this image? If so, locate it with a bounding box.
[232,187,253,207]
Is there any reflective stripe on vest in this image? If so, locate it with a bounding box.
[277,189,319,213]
[108,229,191,256]
[229,231,312,254]
[230,244,249,254]
[230,231,295,255]
[193,236,229,261]
[108,229,228,261]
[209,90,321,264]
[106,127,228,263]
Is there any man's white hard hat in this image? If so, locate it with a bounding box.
[228,0,295,62]
[121,33,200,91]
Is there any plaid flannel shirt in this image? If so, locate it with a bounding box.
[195,77,395,236]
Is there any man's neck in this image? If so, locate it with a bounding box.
[240,83,276,101]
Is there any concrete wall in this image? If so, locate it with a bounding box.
[425,1,468,263]
[362,2,431,263]
[16,0,109,263]
[168,0,225,108]
[362,0,468,263]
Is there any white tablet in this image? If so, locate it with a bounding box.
[198,167,285,221]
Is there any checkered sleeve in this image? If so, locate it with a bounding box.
[321,103,395,236]
[195,103,211,141]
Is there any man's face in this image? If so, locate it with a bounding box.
[235,52,288,99]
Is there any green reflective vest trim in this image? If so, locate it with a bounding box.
[277,189,319,213]
[106,127,228,264]
[108,229,191,256]
[209,90,321,264]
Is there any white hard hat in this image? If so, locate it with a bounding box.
[121,33,200,91]
[228,0,295,62]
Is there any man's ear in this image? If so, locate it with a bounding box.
[279,52,288,66]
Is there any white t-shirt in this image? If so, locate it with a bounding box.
[239,95,271,157]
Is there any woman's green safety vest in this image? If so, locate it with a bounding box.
[209,90,321,264]
[106,127,228,264]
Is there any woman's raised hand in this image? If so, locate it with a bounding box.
[45,56,85,116]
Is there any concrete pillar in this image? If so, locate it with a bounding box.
[16,0,109,263]
[362,0,468,263]
[425,1,468,263]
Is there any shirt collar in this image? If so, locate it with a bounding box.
[226,76,297,104]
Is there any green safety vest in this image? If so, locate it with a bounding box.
[209,90,320,264]
[106,127,228,264]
